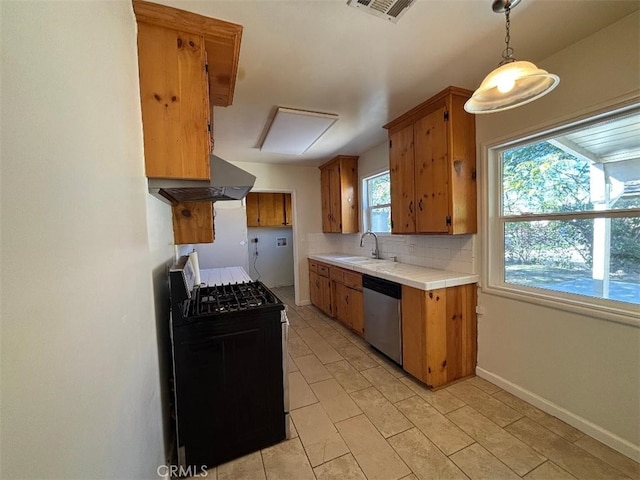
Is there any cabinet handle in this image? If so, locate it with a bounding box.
[316,281,320,288]
[345,295,349,304]
[409,201,413,214]
[418,198,423,211]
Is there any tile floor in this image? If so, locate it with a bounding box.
[203,287,639,480]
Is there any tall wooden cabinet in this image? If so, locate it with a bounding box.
[384,86,477,235]
[246,193,293,227]
[319,156,359,233]
[402,283,477,388]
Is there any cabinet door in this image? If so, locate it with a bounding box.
[309,271,320,308]
[389,124,416,233]
[258,193,286,227]
[338,158,359,233]
[329,163,342,232]
[284,193,293,226]
[414,107,449,233]
[137,23,210,180]
[172,201,214,244]
[320,167,332,233]
[348,288,364,336]
[320,276,333,316]
[245,192,260,227]
[333,282,348,327]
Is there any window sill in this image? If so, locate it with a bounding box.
[480,283,640,328]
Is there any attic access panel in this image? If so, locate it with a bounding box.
[347,0,416,23]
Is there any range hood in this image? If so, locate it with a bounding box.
[148,155,256,205]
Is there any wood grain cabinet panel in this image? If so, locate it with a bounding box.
[245,193,293,227]
[308,260,332,316]
[384,86,477,235]
[137,23,211,180]
[401,283,477,388]
[171,201,214,244]
[319,156,359,233]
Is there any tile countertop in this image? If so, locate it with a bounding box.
[308,253,479,291]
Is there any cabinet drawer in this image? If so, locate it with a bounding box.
[343,271,362,290]
[317,264,330,277]
[309,260,318,273]
[330,268,344,283]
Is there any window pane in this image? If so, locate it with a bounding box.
[504,217,640,305]
[502,142,592,215]
[502,144,640,216]
[368,173,390,207]
[370,206,391,233]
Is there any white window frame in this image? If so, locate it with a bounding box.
[362,170,391,234]
[482,104,640,327]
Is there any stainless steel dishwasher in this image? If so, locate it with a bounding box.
[362,274,402,365]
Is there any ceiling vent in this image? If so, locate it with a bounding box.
[347,0,416,23]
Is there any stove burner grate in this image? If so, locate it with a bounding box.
[184,281,279,317]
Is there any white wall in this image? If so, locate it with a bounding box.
[1,2,167,478]
[475,12,640,460]
[193,201,250,272]
[247,227,295,287]
[229,162,321,304]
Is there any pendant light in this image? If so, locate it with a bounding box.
[464,0,559,114]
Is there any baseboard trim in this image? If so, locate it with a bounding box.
[476,367,640,462]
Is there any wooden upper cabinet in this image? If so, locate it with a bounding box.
[137,23,211,179]
[133,0,243,180]
[384,86,477,235]
[319,155,359,234]
[245,193,293,227]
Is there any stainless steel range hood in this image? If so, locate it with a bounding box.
[148,155,256,205]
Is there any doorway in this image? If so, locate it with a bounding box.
[246,192,295,289]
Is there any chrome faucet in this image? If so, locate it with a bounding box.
[360,231,379,259]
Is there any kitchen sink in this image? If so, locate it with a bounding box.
[334,256,380,263]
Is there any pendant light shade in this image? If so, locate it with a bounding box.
[464,61,559,114]
[464,0,560,114]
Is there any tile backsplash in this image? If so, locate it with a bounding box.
[308,233,477,274]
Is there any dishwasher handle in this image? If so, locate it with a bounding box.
[362,275,402,299]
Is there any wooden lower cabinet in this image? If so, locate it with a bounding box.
[308,259,363,336]
[402,283,477,388]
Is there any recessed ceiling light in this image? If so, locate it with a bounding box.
[260,107,339,155]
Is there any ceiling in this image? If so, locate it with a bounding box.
[153,0,639,167]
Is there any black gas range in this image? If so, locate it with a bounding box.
[168,256,289,471]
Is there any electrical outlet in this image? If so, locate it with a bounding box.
[408,243,416,255]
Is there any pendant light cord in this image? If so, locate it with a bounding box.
[500,5,516,65]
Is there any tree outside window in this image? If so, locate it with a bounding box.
[498,111,640,306]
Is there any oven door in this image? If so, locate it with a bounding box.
[173,309,285,468]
